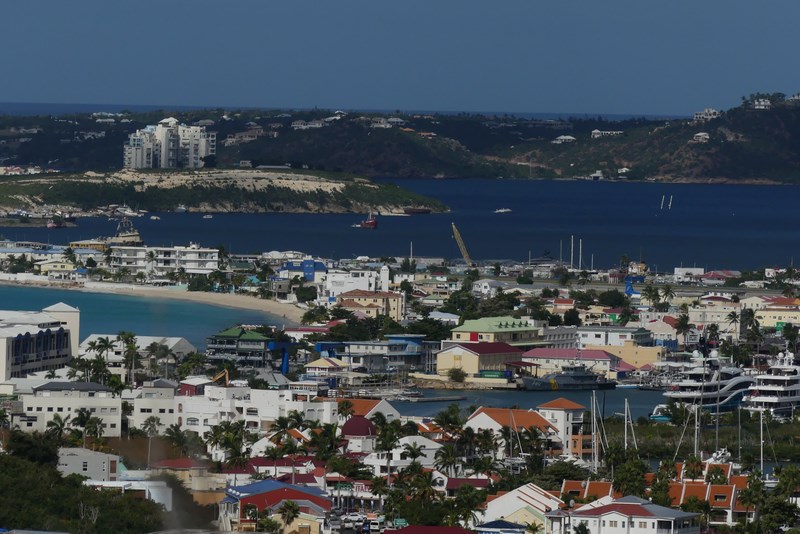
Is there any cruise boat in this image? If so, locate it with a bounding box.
[744,352,800,419]
[520,364,616,391]
[662,353,754,412]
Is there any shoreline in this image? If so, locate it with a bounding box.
[0,278,305,325]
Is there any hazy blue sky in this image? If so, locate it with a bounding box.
[3,1,799,115]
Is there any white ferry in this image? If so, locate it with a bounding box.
[744,352,800,419]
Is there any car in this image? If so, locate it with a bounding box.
[342,512,367,527]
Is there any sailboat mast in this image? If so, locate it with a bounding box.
[624,400,628,450]
[760,409,765,474]
[660,195,665,210]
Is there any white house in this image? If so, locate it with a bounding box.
[477,482,563,529]
[546,495,700,534]
[58,447,120,481]
[362,435,442,476]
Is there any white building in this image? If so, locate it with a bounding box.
[324,266,390,298]
[80,335,196,383]
[477,482,563,529]
[0,303,80,380]
[110,243,220,278]
[128,379,179,432]
[362,434,441,477]
[577,326,653,349]
[123,117,216,169]
[591,129,624,139]
[693,108,721,122]
[19,382,122,437]
[58,447,120,481]
[546,495,700,534]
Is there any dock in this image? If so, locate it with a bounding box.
[400,395,466,403]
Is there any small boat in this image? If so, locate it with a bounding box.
[354,212,378,229]
[519,364,616,391]
[649,403,671,422]
[175,204,187,213]
[494,208,512,214]
[46,219,63,229]
[202,214,213,219]
[150,215,161,221]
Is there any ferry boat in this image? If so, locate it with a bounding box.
[744,352,800,419]
[519,364,616,391]
[494,208,512,214]
[353,212,378,229]
[662,353,754,412]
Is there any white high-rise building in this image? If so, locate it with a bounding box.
[123,118,216,169]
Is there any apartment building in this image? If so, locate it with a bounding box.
[0,302,80,380]
[19,382,122,437]
[123,117,216,169]
[110,243,219,278]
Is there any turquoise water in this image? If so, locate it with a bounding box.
[0,285,287,350]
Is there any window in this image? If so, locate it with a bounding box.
[609,521,618,528]
[187,418,199,426]
[47,407,53,412]
[159,409,166,413]
[36,407,42,412]
[714,494,727,502]
[82,461,88,472]
[638,522,647,528]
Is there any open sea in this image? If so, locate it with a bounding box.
[2,179,799,271]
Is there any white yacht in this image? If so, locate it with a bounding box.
[663,351,754,412]
[744,352,800,419]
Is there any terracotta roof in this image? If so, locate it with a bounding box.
[729,475,748,490]
[662,316,679,328]
[470,407,554,432]
[681,482,708,503]
[339,299,382,309]
[321,397,381,417]
[445,477,492,490]
[537,398,586,411]
[708,484,734,508]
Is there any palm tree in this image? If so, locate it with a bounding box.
[409,470,440,503]
[277,500,300,533]
[45,369,58,379]
[376,426,400,482]
[143,415,161,467]
[338,399,355,420]
[401,442,425,462]
[95,336,115,365]
[434,442,460,477]
[660,284,676,305]
[641,284,661,308]
[0,408,9,449]
[84,416,104,446]
[72,407,93,447]
[726,310,740,340]
[675,313,694,348]
[46,413,72,443]
[164,424,189,456]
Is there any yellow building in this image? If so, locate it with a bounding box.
[337,289,404,321]
[436,342,523,376]
[755,307,800,330]
[35,259,75,279]
[583,340,665,369]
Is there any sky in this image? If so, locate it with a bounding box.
[2,1,800,116]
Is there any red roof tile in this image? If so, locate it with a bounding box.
[538,398,586,410]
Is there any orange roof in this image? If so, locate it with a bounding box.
[471,407,554,432]
[538,398,586,411]
[561,480,584,496]
[667,482,682,506]
[681,482,708,503]
[729,475,748,490]
[585,480,618,499]
[708,485,734,508]
[706,463,732,480]
[339,289,401,299]
[333,397,381,417]
[644,473,656,487]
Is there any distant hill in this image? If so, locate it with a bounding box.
[2,94,800,182]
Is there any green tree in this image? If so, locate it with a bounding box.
[143,416,161,467]
[278,500,300,533]
[447,367,467,382]
[563,308,582,326]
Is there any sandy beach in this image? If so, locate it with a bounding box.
[0,276,306,324]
